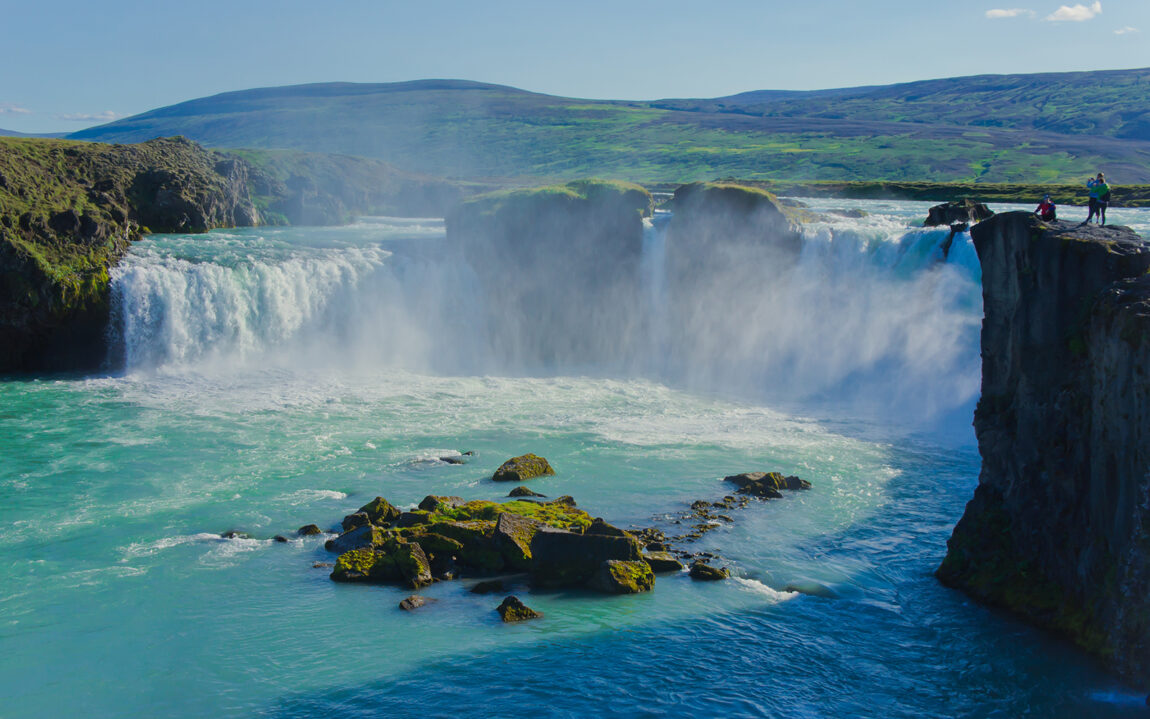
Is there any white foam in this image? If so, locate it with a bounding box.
[731,577,800,602]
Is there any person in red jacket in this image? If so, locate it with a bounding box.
[1034,194,1056,221]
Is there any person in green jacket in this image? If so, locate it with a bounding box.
[1085,173,1111,225]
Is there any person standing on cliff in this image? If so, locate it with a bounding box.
[1085,173,1106,224]
[1095,173,1111,226]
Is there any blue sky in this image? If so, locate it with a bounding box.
[2,0,1148,133]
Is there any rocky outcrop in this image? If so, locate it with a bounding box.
[924,199,993,227]
[938,212,1150,688]
[445,179,653,367]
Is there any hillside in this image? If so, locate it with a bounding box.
[66,71,1150,184]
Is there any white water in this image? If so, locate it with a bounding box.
[107,200,987,432]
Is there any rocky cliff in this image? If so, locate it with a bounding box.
[938,211,1150,687]
[0,137,465,372]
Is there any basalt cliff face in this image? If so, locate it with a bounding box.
[938,211,1150,687]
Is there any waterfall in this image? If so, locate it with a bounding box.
[107,206,983,424]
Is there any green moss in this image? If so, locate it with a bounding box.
[330,548,397,583]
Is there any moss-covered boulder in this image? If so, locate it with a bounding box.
[417,495,464,512]
[588,560,656,594]
[643,551,686,573]
[530,526,644,587]
[508,486,546,498]
[324,524,386,554]
[330,548,399,583]
[496,595,542,622]
[492,454,555,482]
[492,512,543,571]
[723,472,811,498]
[296,524,323,536]
[689,561,730,581]
[393,541,433,588]
[357,496,402,524]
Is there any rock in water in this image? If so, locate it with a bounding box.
[924,199,994,227]
[937,212,1150,689]
[723,471,810,498]
[357,496,402,524]
[496,596,542,622]
[492,454,556,482]
[470,579,506,595]
[399,595,435,611]
[587,560,656,594]
[689,561,730,581]
[296,524,323,536]
[508,486,546,498]
[643,552,686,573]
[530,526,643,587]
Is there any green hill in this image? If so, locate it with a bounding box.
[68,71,1150,184]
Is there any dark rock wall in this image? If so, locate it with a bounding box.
[938,211,1150,687]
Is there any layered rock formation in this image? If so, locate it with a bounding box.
[938,212,1150,687]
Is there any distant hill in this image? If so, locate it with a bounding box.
[68,71,1150,183]
[0,128,67,139]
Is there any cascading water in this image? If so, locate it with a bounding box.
[107,200,984,428]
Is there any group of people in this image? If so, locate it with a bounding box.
[1032,172,1111,225]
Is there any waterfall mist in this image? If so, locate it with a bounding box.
[107,205,983,430]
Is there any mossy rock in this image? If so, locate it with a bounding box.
[497,595,543,622]
[588,559,656,594]
[723,472,810,498]
[460,544,506,572]
[413,532,464,555]
[324,524,386,554]
[643,552,686,573]
[417,495,464,512]
[428,519,496,547]
[357,496,402,524]
[393,541,433,588]
[689,562,730,581]
[296,524,323,536]
[492,454,556,482]
[330,548,399,583]
[530,526,644,587]
[493,512,543,571]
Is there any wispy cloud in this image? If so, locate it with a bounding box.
[0,103,31,116]
[55,110,122,123]
[1114,25,1139,34]
[986,8,1033,18]
[1046,1,1102,21]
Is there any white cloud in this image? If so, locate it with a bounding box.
[1046,1,1102,21]
[56,110,122,123]
[986,8,1033,18]
[0,103,31,115]
[1115,25,1139,34]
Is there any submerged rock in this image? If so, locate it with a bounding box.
[399,595,436,611]
[470,579,507,595]
[492,454,556,482]
[588,560,656,594]
[273,535,290,543]
[496,595,542,622]
[689,562,730,581]
[220,530,250,539]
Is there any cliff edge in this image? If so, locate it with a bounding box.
[938,211,1150,687]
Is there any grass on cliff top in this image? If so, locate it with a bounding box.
[462,178,653,218]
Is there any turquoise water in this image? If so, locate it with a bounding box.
[3,202,1149,717]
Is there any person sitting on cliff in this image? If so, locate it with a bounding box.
[1095,173,1111,226]
[1085,173,1106,225]
[1034,194,1056,222]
